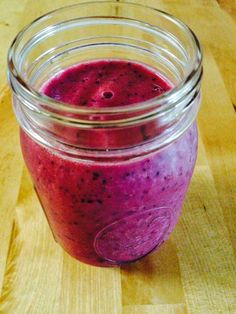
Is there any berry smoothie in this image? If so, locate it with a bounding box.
[20,60,198,266]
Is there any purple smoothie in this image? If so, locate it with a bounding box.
[20,60,197,266]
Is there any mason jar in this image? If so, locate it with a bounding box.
[8,1,202,267]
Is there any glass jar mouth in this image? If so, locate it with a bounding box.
[7,0,202,117]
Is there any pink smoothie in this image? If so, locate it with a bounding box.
[20,60,197,266]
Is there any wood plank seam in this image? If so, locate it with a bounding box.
[0,219,20,305]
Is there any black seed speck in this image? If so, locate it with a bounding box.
[97,199,103,204]
[92,172,100,180]
[162,187,165,191]
[102,179,107,185]
[87,199,94,204]
[95,80,100,84]
[81,198,85,203]
[140,125,149,141]
[156,171,160,176]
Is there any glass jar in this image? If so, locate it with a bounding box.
[8,2,202,267]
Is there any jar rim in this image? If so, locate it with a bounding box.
[7,0,203,116]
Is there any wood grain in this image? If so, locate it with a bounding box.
[217,0,236,22]
[0,88,23,294]
[174,166,236,313]
[123,304,187,314]
[0,1,236,313]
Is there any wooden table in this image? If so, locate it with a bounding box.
[0,1,235,313]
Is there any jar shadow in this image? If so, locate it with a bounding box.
[120,238,185,304]
[121,238,180,277]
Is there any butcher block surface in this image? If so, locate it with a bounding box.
[0,1,236,313]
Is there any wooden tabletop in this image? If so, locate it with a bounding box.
[0,1,236,313]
